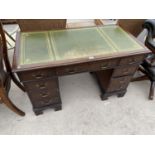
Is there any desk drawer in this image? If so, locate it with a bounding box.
[24,78,59,93]
[119,55,144,65]
[33,97,60,108]
[18,68,56,82]
[23,78,60,108]
[56,59,119,76]
[56,63,89,76]
[112,66,138,77]
[108,76,132,92]
[90,59,118,71]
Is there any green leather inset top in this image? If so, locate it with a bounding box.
[19,25,145,66]
[50,28,116,60]
[99,25,143,52]
[20,32,54,65]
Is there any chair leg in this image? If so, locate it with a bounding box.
[10,72,25,92]
[132,75,148,82]
[0,89,25,116]
[149,81,155,100]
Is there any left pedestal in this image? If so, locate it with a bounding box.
[25,77,61,115]
[17,69,62,115]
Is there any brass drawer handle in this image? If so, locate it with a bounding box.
[101,66,107,70]
[101,63,108,70]
[129,62,136,65]
[41,93,49,98]
[36,83,46,89]
[119,85,124,89]
[128,58,136,65]
[123,69,129,74]
[33,74,44,79]
[67,69,76,74]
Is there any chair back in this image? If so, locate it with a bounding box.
[143,19,155,37]
[17,19,67,32]
[0,27,8,88]
[117,19,145,37]
[0,21,13,75]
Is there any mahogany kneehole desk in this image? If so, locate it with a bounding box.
[12,25,150,115]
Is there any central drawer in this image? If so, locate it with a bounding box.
[56,59,118,76]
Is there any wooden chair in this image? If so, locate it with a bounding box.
[133,20,155,100]
[0,20,19,50]
[0,21,25,116]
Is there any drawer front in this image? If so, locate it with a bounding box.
[119,55,144,65]
[90,59,119,71]
[108,76,132,92]
[33,97,60,108]
[112,66,138,77]
[56,59,119,76]
[31,93,60,108]
[56,63,89,76]
[24,78,59,93]
[18,68,56,82]
[24,78,60,107]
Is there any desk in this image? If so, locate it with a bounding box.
[13,25,150,115]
